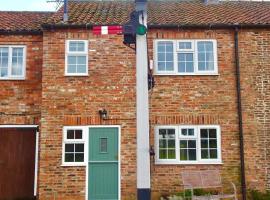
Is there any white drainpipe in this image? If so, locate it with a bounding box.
[136,1,151,199]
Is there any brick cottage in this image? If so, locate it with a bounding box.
[0,1,270,200]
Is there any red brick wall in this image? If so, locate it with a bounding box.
[0,34,42,125]
[147,29,270,198]
[39,28,270,200]
[39,30,137,200]
[147,29,241,198]
[239,29,270,191]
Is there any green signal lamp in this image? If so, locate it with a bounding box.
[136,24,147,35]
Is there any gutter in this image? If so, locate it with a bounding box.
[41,23,270,30]
[0,30,43,35]
[234,27,247,200]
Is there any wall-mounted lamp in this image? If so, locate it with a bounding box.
[99,109,108,120]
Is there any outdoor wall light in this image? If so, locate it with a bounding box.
[99,109,108,120]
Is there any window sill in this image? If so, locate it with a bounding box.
[64,74,89,77]
[155,161,223,165]
[154,73,220,76]
[0,77,26,80]
[61,163,87,167]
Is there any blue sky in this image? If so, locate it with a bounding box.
[0,0,59,11]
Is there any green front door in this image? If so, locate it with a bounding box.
[88,127,119,200]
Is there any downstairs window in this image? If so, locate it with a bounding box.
[155,125,221,164]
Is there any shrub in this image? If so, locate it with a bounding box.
[249,190,270,200]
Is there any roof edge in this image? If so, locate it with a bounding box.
[0,30,43,35]
[42,23,270,30]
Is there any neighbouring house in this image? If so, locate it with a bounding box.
[0,0,270,200]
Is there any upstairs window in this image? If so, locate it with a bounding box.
[154,40,218,75]
[65,40,88,76]
[0,46,26,79]
[155,125,221,164]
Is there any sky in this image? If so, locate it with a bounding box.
[0,0,59,11]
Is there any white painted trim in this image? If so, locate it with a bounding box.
[65,40,89,76]
[0,125,39,196]
[0,45,26,80]
[155,125,222,165]
[34,130,39,196]
[154,39,218,75]
[62,126,87,166]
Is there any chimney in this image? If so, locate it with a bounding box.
[63,0,68,22]
[203,0,219,4]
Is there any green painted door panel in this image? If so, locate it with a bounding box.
[89,163,118,199]
[88,128,119,200]
[89,128,118,162]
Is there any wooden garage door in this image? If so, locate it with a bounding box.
[0,128,36,200]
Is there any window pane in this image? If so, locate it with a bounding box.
[75,144,84,152]
[67,130,74,139]
[209,139,217,148]
[209,129,217,138]
[158,62,165,71]
[197,41,214,72]
[180,149,188,160]
[77,65,87,73]
[75,153,84,162]
[198,62,206,71]
[158,53,165,61]
[167,129,175,138]
[159,140,166,148]
[188,129,194,136]
[77,42,85,51]
[201,139,208,148]
[68,56,76,64]
[67,65,76,73]
[168,140,175,148]
[180,140,187,148]
[188,140,196,148]
[75,130,82,139]
[189,149,196,160]
[159,149,167,159]
[159,129,167,139]
[65,144,74,152]
[100,138,108,153]
[200,129,208,138]
[65,153,74,162]
[157,41,174,72]
[69,41,85,52]
[168,150,176,159]
[201,149,208,159]
[11,48,23,76]
[77,56,86,65]
[166,62,174,71]
[210,149,217,159]
[179,42,192,49]
[181,129,187,136]
[0,68,8,77]
[178,53,194,73]
[166,53,173,61]
[158,44,165,52]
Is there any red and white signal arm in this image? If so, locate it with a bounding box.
[93,26,123,35]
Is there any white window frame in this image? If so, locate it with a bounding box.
[154,39,218,75]
[155,125,222,165]
[62,126,88,166]
[0,45,26,80]
[65,40,88,76]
